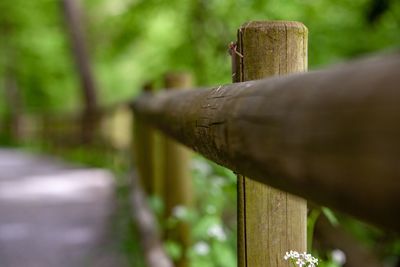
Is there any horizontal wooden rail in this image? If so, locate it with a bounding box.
[132,52,400,232]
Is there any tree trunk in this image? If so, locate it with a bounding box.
[3,62,23,142]
[61,0,99,144]
[1,21,23,143]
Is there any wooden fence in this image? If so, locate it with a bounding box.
[132,20,400,267]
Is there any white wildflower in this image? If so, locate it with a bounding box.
[311,257,318,265]
[296,259,305,267]
[191,159,212,175]
[331,249,346,266]
[212,176,226,187]
[283,250,319,267]
[207,224,226,241]
[172,205,187,219]
[302,252,311,261]
[193,241,210,255]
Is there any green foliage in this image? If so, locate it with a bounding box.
[0,0,80,114]
[307,208,322,250]
[164,240,183,260]
[160,156,237,266]
[1,0,399,116]
[190,157,237,266]
[321,207,339,227]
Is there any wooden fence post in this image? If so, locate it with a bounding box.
[133,82,165,199]
[233,21,308,267]
[152,127,166,200]
[163,73,193,267]
[134,83,156,194]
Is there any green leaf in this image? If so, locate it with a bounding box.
[322,207,339,227]
[164,240,182,260]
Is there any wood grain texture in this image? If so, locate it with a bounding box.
[132,52,400,232]
[162,73,193,267]
[234,21,307,267]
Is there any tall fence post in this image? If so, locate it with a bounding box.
[133,83,156,194]
[163,73,193,267]
[233,21,308,266]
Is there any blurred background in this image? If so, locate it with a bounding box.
[0,0,399,266]
[1,0,399,120]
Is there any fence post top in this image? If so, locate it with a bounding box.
[239,20,308,32]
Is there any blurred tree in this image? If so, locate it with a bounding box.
[0,0,79,115]
[0,2,23,141]
[61,0,99,143]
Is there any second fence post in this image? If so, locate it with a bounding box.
[163,73,193,267]
[233,21,308,267]
[133,83,155,194]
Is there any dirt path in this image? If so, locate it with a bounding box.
[0,149,128,267]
